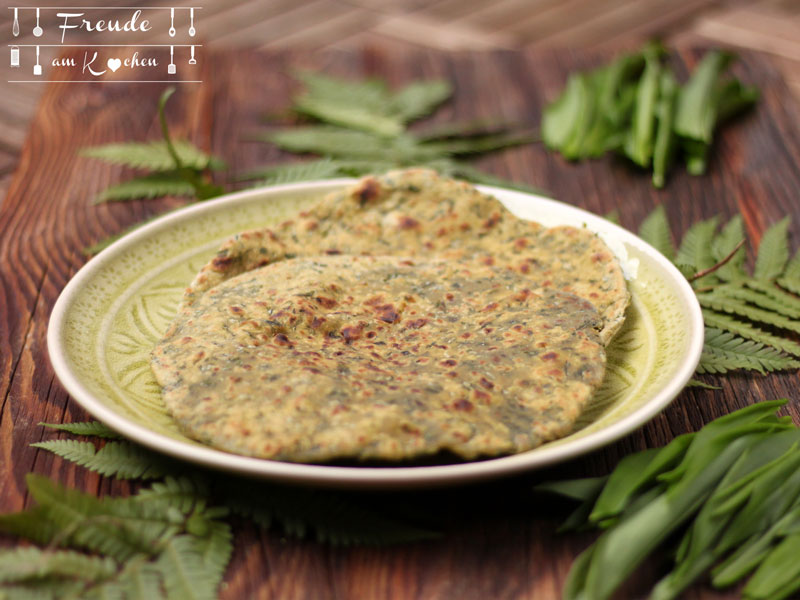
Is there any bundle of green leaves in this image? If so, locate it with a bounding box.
[542,43,759,187]
[540,400,800,600]
[0,422,436,599]
[635,207,800,377]
[241,70,538,190]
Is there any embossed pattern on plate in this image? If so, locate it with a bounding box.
[48,181,704,488]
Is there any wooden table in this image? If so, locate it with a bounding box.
[2,45,800,599]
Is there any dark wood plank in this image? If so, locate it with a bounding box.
[2,45,800,599]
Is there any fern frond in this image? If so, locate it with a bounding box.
[0,548,117,584]
[742,280,800,318]
[389,80,452,123]
[81,140,220,172]
[227,485,438,546]
[0,578,86,599]
[448,162,548,194]
[754,216,791,280]
[263,127,440,163]
[191,521,233,587]
[778,248,800,295]
[711,215,746,281]
[39,422,120,439]
[0,507,59,545]
[111,560,164,600]
[294,96,403,137]
[676,217,719,281]
[137,477,207,515]
[638,205,675,261]
[422,132,536,156]
[32,440,168,480]
[294,71,389,114]
[94,172,196,203]
[702,310,800,357]
[239,158,343,184]
[697,329,800,375]
[713,284,800,320]
[156,535,217,600]
[696,293,800,335]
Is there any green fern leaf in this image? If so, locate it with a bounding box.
[742,279,800,318]
[0,548,117,584]
[32,440,168,480]
[82,140,220,172]
[702,310,800,357]
[0,507,59,546]
[712,284,800,319]
[422,132,536,156]
[39,422,120,439]
[698,328,800,375]
[94,172,196,203]
[238,158,343,184]
[226,485,438,546]
[696,293,800,335]
[416,118,518,141]
[294,71,389,113]
[24,475,159,562]
[447,162,548,195]
[754,216,791,280]
[712,215,746,281]
[638,205,675,261]
[191,520,233,588]
[294,96,403,137]
[389,80,452,123]
[137,477,207,515]
[676,217,719,281]
[156,536,218,600]
[264,127,441,163]
[111,561,164,600]
[778,248,800,294]
[0,578,87,600]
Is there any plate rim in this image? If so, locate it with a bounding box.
[47,179,705,489]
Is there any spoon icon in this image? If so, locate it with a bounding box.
[169,7,176,37]
[33,8,43,37]
[188,7,196,37]
[12,8,19,37]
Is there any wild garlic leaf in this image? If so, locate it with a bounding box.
[94,172,197,203]
[637,204,675,260]
[754,217,791,281]
[82,140,221,172]
[675,50,734,145]
[32,440,169,480]
[697,329,800,375]
[39,421,121,439]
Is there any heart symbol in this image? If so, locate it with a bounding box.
[107,58,121,72]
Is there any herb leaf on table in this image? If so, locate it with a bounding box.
[246,71,541,192]
[637,207,800,376]
[0,425,439,599]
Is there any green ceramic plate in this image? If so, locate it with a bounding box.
[48,180,703,488]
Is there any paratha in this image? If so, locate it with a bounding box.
[152,255,606,462]
[182,169,629,344]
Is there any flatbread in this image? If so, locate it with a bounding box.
[182,169,629,344]
[153,256,606,462]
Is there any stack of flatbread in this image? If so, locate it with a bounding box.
[151,169,629,462]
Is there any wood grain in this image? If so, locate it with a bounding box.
[2,45,800,599]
